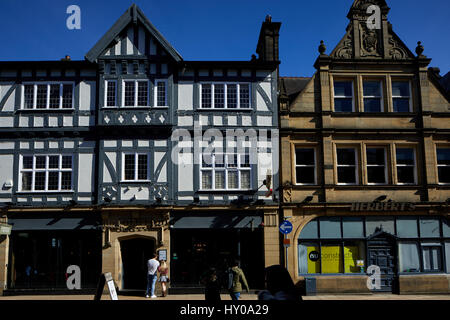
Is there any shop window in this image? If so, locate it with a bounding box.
[344,242,365,274]
[396,148,417,184]
[336,148,358,185]
[392,81,411,112]
[436,148,450,184]
[398,242,420,272]
[445,242,450,273]
[342,217,364,238]
[319,217,341,239]
[421,243,442,272]
[333,80,354,112]
[321,245,343,273]
[419,218,440,238]
[363,80,383,112]
[298,220,318,239]
[298,243,320,274]
[396,217,418,238]
[366,147,387,184]
[295,148,316,185]
[366,217,395,236]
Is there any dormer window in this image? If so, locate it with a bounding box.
[122,80,149,107]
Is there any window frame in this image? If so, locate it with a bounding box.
[436,147,450,185]
[333,80,355,112]
[18,154,74,192]
[21,82,75,110]
[121,79,150,108]
[199,153,252,191]
[395,146,417,185]
[391,80,413,113]
[362,79,384,112]
[199,82,252,110]
[121,152,150,182]
[365,146,388,185]
[154,79,168,108]
[336,147,359,185]
[294,147,317,185]
[104,80,118,108]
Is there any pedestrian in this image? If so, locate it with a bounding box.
[257,264,302,301]
[202,267,221,302]
[227,259,249,300]
[158,260,169,297]
[146,253,160,298]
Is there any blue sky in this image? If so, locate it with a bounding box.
[0,0,449,77]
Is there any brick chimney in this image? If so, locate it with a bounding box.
[256,15,281,62]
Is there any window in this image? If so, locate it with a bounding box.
[396,148,416,184]
[333,80,354,112]
[392,81,411,112]
[22,83,73,109]
[336,148,358,184]
[200,83,251,109]
[366,147,387,184]
[295,148,316,185]
[123,80,149,107]
[105,80,117,107]
[155,80,167,107]
[363,81,383,112]
[436,148,450,184]
[200,153,251,190]
[123,153,148,181]
[422,244,442,272]
[20,155,73,191]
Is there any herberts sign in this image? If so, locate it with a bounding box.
[351,202,415,212]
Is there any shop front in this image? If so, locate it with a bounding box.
[169,211,265,291]
[293,214,450,294]
[6,212,102,292]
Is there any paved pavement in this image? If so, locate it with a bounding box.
[0,293,449,300]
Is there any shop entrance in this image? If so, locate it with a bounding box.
[120,237,155,290]
[170,228,264,289]
[367,231,398,293]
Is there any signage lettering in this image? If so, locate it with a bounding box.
[351,202,415,212]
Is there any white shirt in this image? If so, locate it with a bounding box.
[147,258,160,275]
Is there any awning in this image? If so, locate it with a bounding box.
[8,215,101,231]
[170,213,262,229]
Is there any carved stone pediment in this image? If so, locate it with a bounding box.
[332,26,354,59]
[359,24,382,58]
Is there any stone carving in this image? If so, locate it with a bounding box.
[387,35,408,60]
[283,188,292,203]
[359,24,382,57]
[333,27,353,59]
[103,213,169,232]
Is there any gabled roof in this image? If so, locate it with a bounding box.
[85,4,182,63]
[279,77,311,103]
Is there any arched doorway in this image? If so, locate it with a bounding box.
[120,237,155,290]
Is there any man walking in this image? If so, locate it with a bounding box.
[227,259,249,300]
[146,253,160,298]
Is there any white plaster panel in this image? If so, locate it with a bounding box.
[64,141,75,149]
[227,116,237,126]
[177,153,193,192]
[49,141,59,149]
[257,116,272,126]
[79,116,91,126]
[199,115,209,126]
[241,115,252,126]
[121,186,149,201]
[0,142,14,149]
[178,196,193,201]
[79,154,94,192]
[138,140,150,147]
[63,116,73,127]
[0,117,13,127]
[213,116,223,126]
[20,142,30,149]
[33,117,44,127]
[154,140,167,147]
[19,116,28,127]
[178,116,193,126]
[104,140,117,148]
[103,152,116,183]
[154,152,167,183]
[0,154,13,194]
[79,81,96,111]
[127,26,134,55]
[48,117,58,127]
[122,140,133,147]
[178,82,193,110]
[34,141,44,149]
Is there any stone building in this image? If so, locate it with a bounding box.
[279,0,450,294]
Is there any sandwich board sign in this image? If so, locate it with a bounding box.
[94,272,118,300]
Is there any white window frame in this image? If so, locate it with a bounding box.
[104,80,117,108]
[21,82,75,110]
[436,147,450,185]
[18,154,73,192]
[199,82,252,110]
[122,80,150,107]
[366,147,388,185]
[363,80,384,112]
[122,152,150,182]
[336,147,359,185]
[200,153,252,191]
[333,80,355,112]
[421,243,443,272]
[154,79,168,107]
[391,80,412,112]
[395,147,417,185]
[294,147,317,185]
